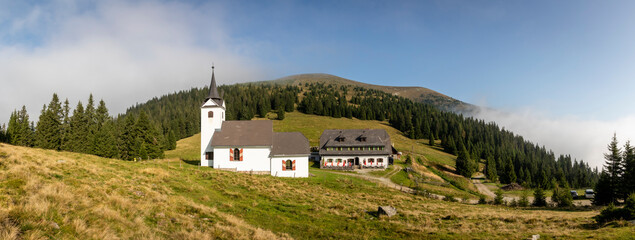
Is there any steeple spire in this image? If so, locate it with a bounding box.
[207,64,221,100]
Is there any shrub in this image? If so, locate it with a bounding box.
[443,195,457,202]
[509,199,518,207]
[626,193,635,218]
[594,204,629,223]
[532,188,547,207]
[494,189,504,205]
[518,191,530,207]
[478,196,487,205]
[553,187,573,208]
[594,193,635,223]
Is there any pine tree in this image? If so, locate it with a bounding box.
[507,159,517,183]
[69,102,90,153]
[135,111,163,159]
[456,144,473,178]
[60,99,71,150]
[119,114,138,160]
[35,94,63,150]
[603,134,623,202]
[13,106,34,146]
[277,108,285,120]
[624,141,635,196]
[594,171,613,205]
[486,155,498,182]
[7,111,18,145]
[92,121,119,158]
[532,188,547,207]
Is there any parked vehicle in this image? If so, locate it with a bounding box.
[570,190,579,199]
[585,189,595,199]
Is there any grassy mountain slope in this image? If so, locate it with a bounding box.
[259,73,472,111]
[0,135,632,238]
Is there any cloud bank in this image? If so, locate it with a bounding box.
[469,107,635,169]
[0,1,267,123]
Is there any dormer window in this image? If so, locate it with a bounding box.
[336,136,346,142]
[360,137,367,142]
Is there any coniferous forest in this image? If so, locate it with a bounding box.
[0,82,600,189]
[2,94,165,160]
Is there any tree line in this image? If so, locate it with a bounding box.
[1,94,167,160]
[124,84,299,142]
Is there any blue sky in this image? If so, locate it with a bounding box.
[1,0,634,167]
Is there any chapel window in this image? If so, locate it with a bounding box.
[208,111,213,118]
[285,160,293,170]
[233,148,240,161]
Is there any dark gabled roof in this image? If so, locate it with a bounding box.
[211,120,273,147]
[319,129,392,156]
[204,67,223,106]
[271,132,310,156]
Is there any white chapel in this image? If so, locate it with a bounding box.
[200,67,310,177]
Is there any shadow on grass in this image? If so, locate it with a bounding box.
[181,158,200,166]
[366,210,379,218]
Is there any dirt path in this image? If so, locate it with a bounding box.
[326,167,449,200]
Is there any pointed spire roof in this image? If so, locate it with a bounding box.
[207,65,221,100]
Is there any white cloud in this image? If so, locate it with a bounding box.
[469,106,635,169]
[0,0,267,123]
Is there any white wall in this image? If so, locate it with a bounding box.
[321,155,389,168]
[271,156,309,178]
[200,99,225,167]
[213,147,271,172]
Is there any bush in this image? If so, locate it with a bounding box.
[553,187,573,208]
[478,196,487,205]
[443,195,457,202]
[626,193,635,217]
[594,204,629,223]
[518,191,530,207]
[494,189,504,205]
[594,193,635,223]
[532,188,547,207]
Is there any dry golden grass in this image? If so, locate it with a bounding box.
[1,140,634,239]
[0,143,287,240]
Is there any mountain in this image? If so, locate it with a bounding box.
[258,73,473,112]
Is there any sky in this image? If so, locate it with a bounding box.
[1,0,635,168]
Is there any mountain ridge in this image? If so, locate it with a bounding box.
[256,73,473,112]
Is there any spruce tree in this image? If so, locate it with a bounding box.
[69,102,90,153]
[624,141,635,196]
[6,111,17,145]
[486,155,498,182]
[119,114,138,160]
[594,171,613,205]
[603,134,623,202]
[135,111,163,159]
[532,188,547,207]
[35,94,63,150]
[456,144,473,178]
[60,99,71,150]
[277,108,285,120]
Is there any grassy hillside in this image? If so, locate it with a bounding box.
[258,73,472,111]
[1,142,633,238]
